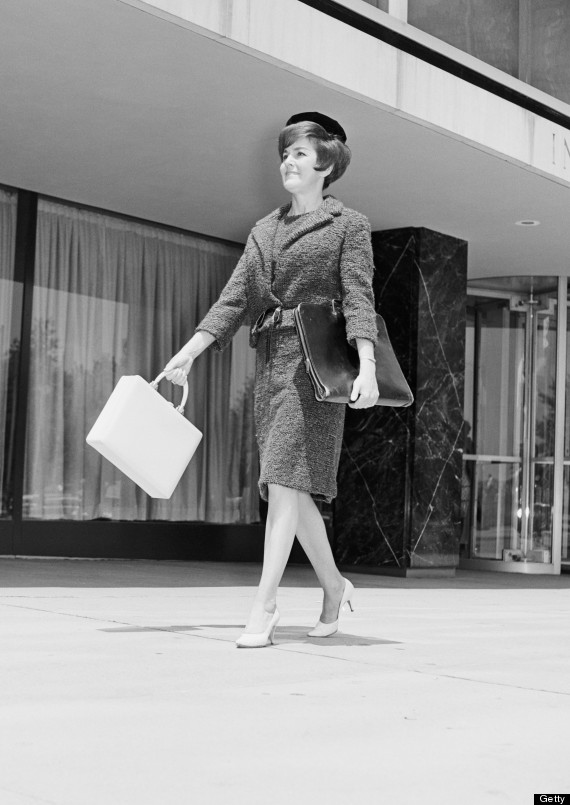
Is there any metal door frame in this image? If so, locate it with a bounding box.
[460,277,567,574]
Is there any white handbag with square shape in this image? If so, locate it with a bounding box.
[86,373,202,499]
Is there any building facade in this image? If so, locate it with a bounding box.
[1,0,569,574]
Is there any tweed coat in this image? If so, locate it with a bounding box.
[197,195,378,502]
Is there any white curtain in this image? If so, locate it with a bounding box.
[24,200,259,522]
[0,188,18,515]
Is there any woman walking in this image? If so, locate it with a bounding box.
[164,112,379,647]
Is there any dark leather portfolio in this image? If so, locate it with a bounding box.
[294,301,414,407]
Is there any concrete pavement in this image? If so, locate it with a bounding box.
[1,558,569,805]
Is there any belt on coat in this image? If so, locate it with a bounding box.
[250,306,297,362]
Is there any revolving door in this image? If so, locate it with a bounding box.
[461,277,568,573]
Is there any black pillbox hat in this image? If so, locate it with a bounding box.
[285,112,347,143]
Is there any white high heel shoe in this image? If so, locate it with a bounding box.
[235,609,280,648]
[308,578,354,637]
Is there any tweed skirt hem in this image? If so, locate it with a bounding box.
[255,327,345,504]
[258,477,334,505]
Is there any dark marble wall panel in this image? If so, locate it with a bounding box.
[335,227,467,570]
[410,230,467,567]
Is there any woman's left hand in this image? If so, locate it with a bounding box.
[349,363,379,408]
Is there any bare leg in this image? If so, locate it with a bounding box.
[244,483,299,633]
[295,492,346,624]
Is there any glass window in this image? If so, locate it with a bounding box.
[474,301,525,458]
[534,306,557,460]
[407,0,570,105]
[23,200,259,524]
[528,297,558,563]
[470,460,521,559]
[360,0,390,11]
[408,0,519,77]
[467,300,525,559]
[0,188,18,518]
[562,467,570,563]
[530,0,570,105]
[562,294,570,563]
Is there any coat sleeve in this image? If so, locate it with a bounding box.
[195,237,251,351]
[339,213,378,347]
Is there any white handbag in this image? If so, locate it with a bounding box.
[86,373,202,499]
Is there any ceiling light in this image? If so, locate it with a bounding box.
[515,220,540,226]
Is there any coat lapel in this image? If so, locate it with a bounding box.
[250,207,283,274]
[251,196,344,265]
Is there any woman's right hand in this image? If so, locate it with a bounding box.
[163,350,194,386]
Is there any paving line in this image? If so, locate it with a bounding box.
[0,784,60,805]
[0,600,232,644]
[412,668,570,698]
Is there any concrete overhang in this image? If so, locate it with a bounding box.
[1,0,570,279]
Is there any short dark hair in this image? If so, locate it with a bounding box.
[278,121,351,189]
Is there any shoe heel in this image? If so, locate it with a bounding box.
[340,579,355,614]
[236,609,280,648]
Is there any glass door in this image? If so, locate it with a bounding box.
[528,294,557,563]
[462,278,562,571]
[561,298,570,567]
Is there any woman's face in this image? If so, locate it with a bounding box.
[280,136,330,194]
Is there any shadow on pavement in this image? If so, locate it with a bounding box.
[98,622,400,647]
[275,626,400,647]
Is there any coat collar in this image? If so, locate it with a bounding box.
[251,195,344,259]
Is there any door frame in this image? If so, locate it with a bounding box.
[460,278,567,574]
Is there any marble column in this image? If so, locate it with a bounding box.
[334,228,467,574]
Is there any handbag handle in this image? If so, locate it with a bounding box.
[150,372,189,415]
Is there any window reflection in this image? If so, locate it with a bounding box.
[22,200,259,524]
[0,188,18,518]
